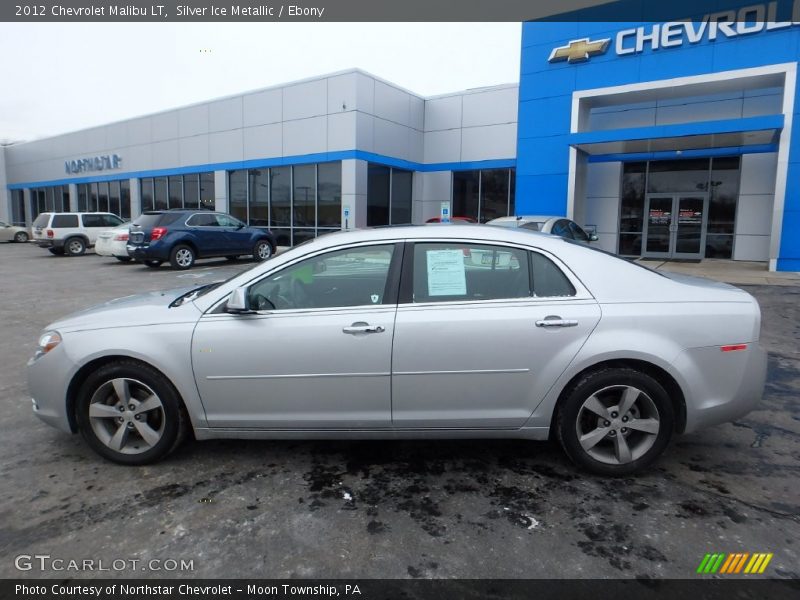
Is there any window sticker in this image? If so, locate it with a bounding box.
[426,249,467,296]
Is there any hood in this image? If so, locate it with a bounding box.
[47,287,202,333]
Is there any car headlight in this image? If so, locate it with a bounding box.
[35,331,62,358]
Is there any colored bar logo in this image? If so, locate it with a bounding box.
[696,552,773,574]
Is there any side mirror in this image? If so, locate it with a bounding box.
[590,233,599,242]
[226,287,253,314]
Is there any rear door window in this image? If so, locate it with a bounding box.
[412,243,531,303]
[51,215,79,228]
[187,213,218,227]
[81,215,104,227]
[103,214,124,227]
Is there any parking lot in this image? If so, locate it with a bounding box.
[0,242,798,579]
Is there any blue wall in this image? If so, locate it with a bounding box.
[516,0,800,269]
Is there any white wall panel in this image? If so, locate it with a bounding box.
[424,96,462,131]
[355,112,374,153]
[409,96,425,131]
[584,196,620,233]
[151,140,180,167]
[461,124,517,162]
[242,124,282,160]
[373,118,410,160]
[655,99,743,125]
[327,73,358,115]
[424,129,461,163]
[127,117,152,146]
[209,130,243,163]
[327,111,356,152]
[735,194,774,236]
[462,87,518,127]
[243,88,282,127]
[422,171,452,202]
[208,97,243,132]
[151,111,179,142]
[739,152,777,195]
[178,105,209,138]
[373,81,410,126]
[178,135,210,167]
[355,72,375,115]
[586,162,621,197]
[283,80,327,121]
[733,235,770,261]
[282,116,327,156]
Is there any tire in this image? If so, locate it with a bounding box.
[144,260,162,268]
[48,247,65,255]
[252,239,273,262]
[115,256,133,262]
[65,237,86,256]
[75,360,189,465]
[169,244,195,270]
[14,231,29,243]
[556,367,674,476]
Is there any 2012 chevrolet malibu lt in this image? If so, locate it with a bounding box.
[27,225,766,475]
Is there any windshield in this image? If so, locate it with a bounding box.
[559,237,667,278]
[520,221,544,231]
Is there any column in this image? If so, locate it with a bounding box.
[68,183,79,212]
[341,159,367,229]
[23,189,32,226]
[214,170,228,213]
[129,177,141,218]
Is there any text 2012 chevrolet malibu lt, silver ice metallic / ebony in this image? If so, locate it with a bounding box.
[27,225,767,475]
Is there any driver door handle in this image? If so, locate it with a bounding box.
[343,322,385,335]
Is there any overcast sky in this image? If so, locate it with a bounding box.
[0,23,522,142]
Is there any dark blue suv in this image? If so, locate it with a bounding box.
[126,210,276,270]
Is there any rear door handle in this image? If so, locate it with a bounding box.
[343,322,385,335]
[535,316,578,328]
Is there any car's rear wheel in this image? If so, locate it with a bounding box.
[253,239,273,262]
[65,237,86,256]
[170,245,195,270]
[14,231,28,243]
[48,247,65,255]
[143,260,162,268]
[76,360,188,465]
[115,256,133,262]
[556,367,674,476]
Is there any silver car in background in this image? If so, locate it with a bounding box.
[487,215,599,243]
[27,225,766,475]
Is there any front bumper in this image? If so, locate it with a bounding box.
[676,343,767,433]
[27,343,75,434]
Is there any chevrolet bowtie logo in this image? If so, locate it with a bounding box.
[549,38,611,63]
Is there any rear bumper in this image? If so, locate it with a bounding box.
[35,239,63,249]
[675,343,767,434]
[127,244,169,261]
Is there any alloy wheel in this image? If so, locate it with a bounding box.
[175,248,193,268]
[575,385,660,465]
[88,378,166,455]
[256,242,272,260]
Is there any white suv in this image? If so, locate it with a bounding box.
[31,212,125,256]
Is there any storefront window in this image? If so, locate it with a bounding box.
[452,171,479,221]
[390,169,413,225]
[200,173,215,210]
[452,169,515,222]
[293,165,316,228]
[153,177,168,211]
[183,174,199,209]
[120,180,131,219]
[140,179,154,212]
[367,164,390,226]
[479,169,510,223]
[228,170,248,223]
[248,169,269,226]
[168,176,183,209]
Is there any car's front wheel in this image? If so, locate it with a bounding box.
[65,237,86,256]
[14,231,29,243]
[556,367,674,476]
[253,239,273,262]
[76,360,188,465]
[170,244,196,269]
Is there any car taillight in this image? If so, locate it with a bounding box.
[113,233,129,242]
[46,230,54,238]
[150,227,167,241]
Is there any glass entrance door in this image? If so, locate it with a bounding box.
[643,194,709,259]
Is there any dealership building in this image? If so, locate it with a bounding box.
[2,1,799,270]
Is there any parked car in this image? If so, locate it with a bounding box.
[425,216,477,223]
[0,221,29,243]
[27,225,766,475]
[126,210,276,270]
[95,224,133,262]
[31,212,125,256]
[488,215,598,243]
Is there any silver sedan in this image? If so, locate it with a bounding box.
[487,215,598,243]
[27,225,766,475]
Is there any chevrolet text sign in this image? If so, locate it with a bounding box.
[65,154,122,175]
[549,0,800,63]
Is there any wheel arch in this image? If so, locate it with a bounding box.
[549,358,687,438]
[66,355,192,435]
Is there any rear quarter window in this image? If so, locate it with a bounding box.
[51,215,79,228]
[32,214,51,228]
[530,252,576,297]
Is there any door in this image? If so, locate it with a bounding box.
[185,212,224,256]
[216,213,254,254]
[391,242,601,429]
[192,243,400,429]
[643,194,708,259]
